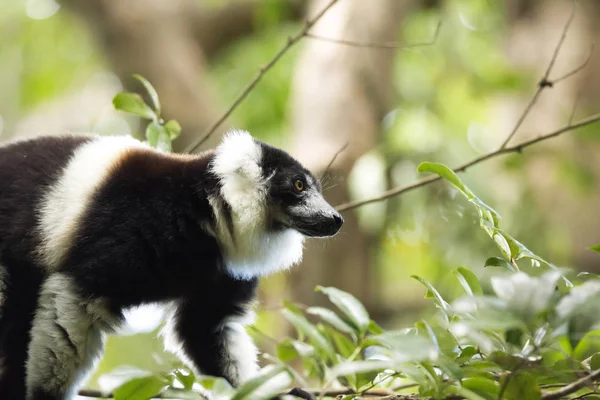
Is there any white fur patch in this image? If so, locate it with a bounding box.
[210,130,305,279]
[37,135,148,270]
[161,305,259,387]
[26,274,118,398]
[220,317,259,386]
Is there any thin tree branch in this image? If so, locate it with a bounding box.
[321,140,349,179]
[499,0,578,150]
[77,382,420,399]
[184,0,342,154]
[305,20,442,49]
[335,112,600,212]
[552,43,595,85]
[542,369,600,400]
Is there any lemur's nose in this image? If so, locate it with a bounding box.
[332,213,344,230]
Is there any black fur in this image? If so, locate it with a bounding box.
[0,134,341,399]
[0,136,91,399]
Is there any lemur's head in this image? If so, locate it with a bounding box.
[211,130,343,238]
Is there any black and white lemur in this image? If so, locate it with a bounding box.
[0,130,343,400]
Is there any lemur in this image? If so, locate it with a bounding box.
[0,131,343,399]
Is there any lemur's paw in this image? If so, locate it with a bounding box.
[269,387,315,400]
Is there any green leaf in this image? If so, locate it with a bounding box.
[316,286,370,336]
[283,300,304,315]
[164,119,182,140]
[276,340,299,362]
[460,377,500,400]
[306,307,357,338]
[484,257,516,272]
[281,309,335,360]
[368,320,384,334]
[455,267,483,296]
[411,275,452,319]
[145,122,172,153]
[589,245,600,253]
[445,384,490,400]
[503,371,541,400]
[456,346,478,364]
[113,93,156,120]
[330,329,356,359]
[113,375,167,400]
[231,365,289,400]
[578,272,600,280]
[590,353,600,370]
[173,369,195,390]
[417,162,474,199]
[133,73,161,116]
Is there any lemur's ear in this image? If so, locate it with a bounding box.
[212,130,262,183]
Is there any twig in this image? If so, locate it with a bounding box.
[321,140,349,178]
[305,20,442,49]
[184,0,341,154]
[77,382,419,399]
[542,369,600,399]
[335,112,600,212]
[552,43,595,85]
[498,0,578,150]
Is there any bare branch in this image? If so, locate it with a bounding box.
[499,0,579,150]
[305,20,442,49]
[184,0,342,154]
[321,140,349,179]
[542,368,600,400]
[552,43,595,85]
[335,112,600,212]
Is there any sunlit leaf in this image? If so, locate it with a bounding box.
[455,267,483,296]
[578,272,600,280]
[306,306,357,338]
[113,92,156,120]
[445,384,490,400]
[411,275,452,319]
[231,365,289,400]
[460,377,500,400]
[368,320,384,335]
[588,245,600,253]
[329,329,356,359]
[133,73,161,116]
[316,286,370,336]
[456,346,478,364]
[164,119,182,140]
[282,309,335,360]
[484,257,516,272]
[417,162,475,199]
[113,375,167,400]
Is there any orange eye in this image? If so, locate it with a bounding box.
[294,180,304,192]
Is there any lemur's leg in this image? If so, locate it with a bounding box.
[25,274,114,400]
[162,296,259,387]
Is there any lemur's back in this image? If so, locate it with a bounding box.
[0,136,90,266]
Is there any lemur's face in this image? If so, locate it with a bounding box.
[260,143,344,238]
[211,131,344,238]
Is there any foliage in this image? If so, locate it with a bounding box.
[110,89,600,398]
[113,74,181,152]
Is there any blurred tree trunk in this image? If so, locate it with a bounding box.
[59,0,303,151]
[288,0,412,309]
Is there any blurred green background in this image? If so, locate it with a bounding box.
[1,0,599,393]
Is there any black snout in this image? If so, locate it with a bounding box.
[292,212,344,237]
[332,213,344,232]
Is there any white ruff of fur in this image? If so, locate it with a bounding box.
[211,130,304,280]
[37,135,148,270]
